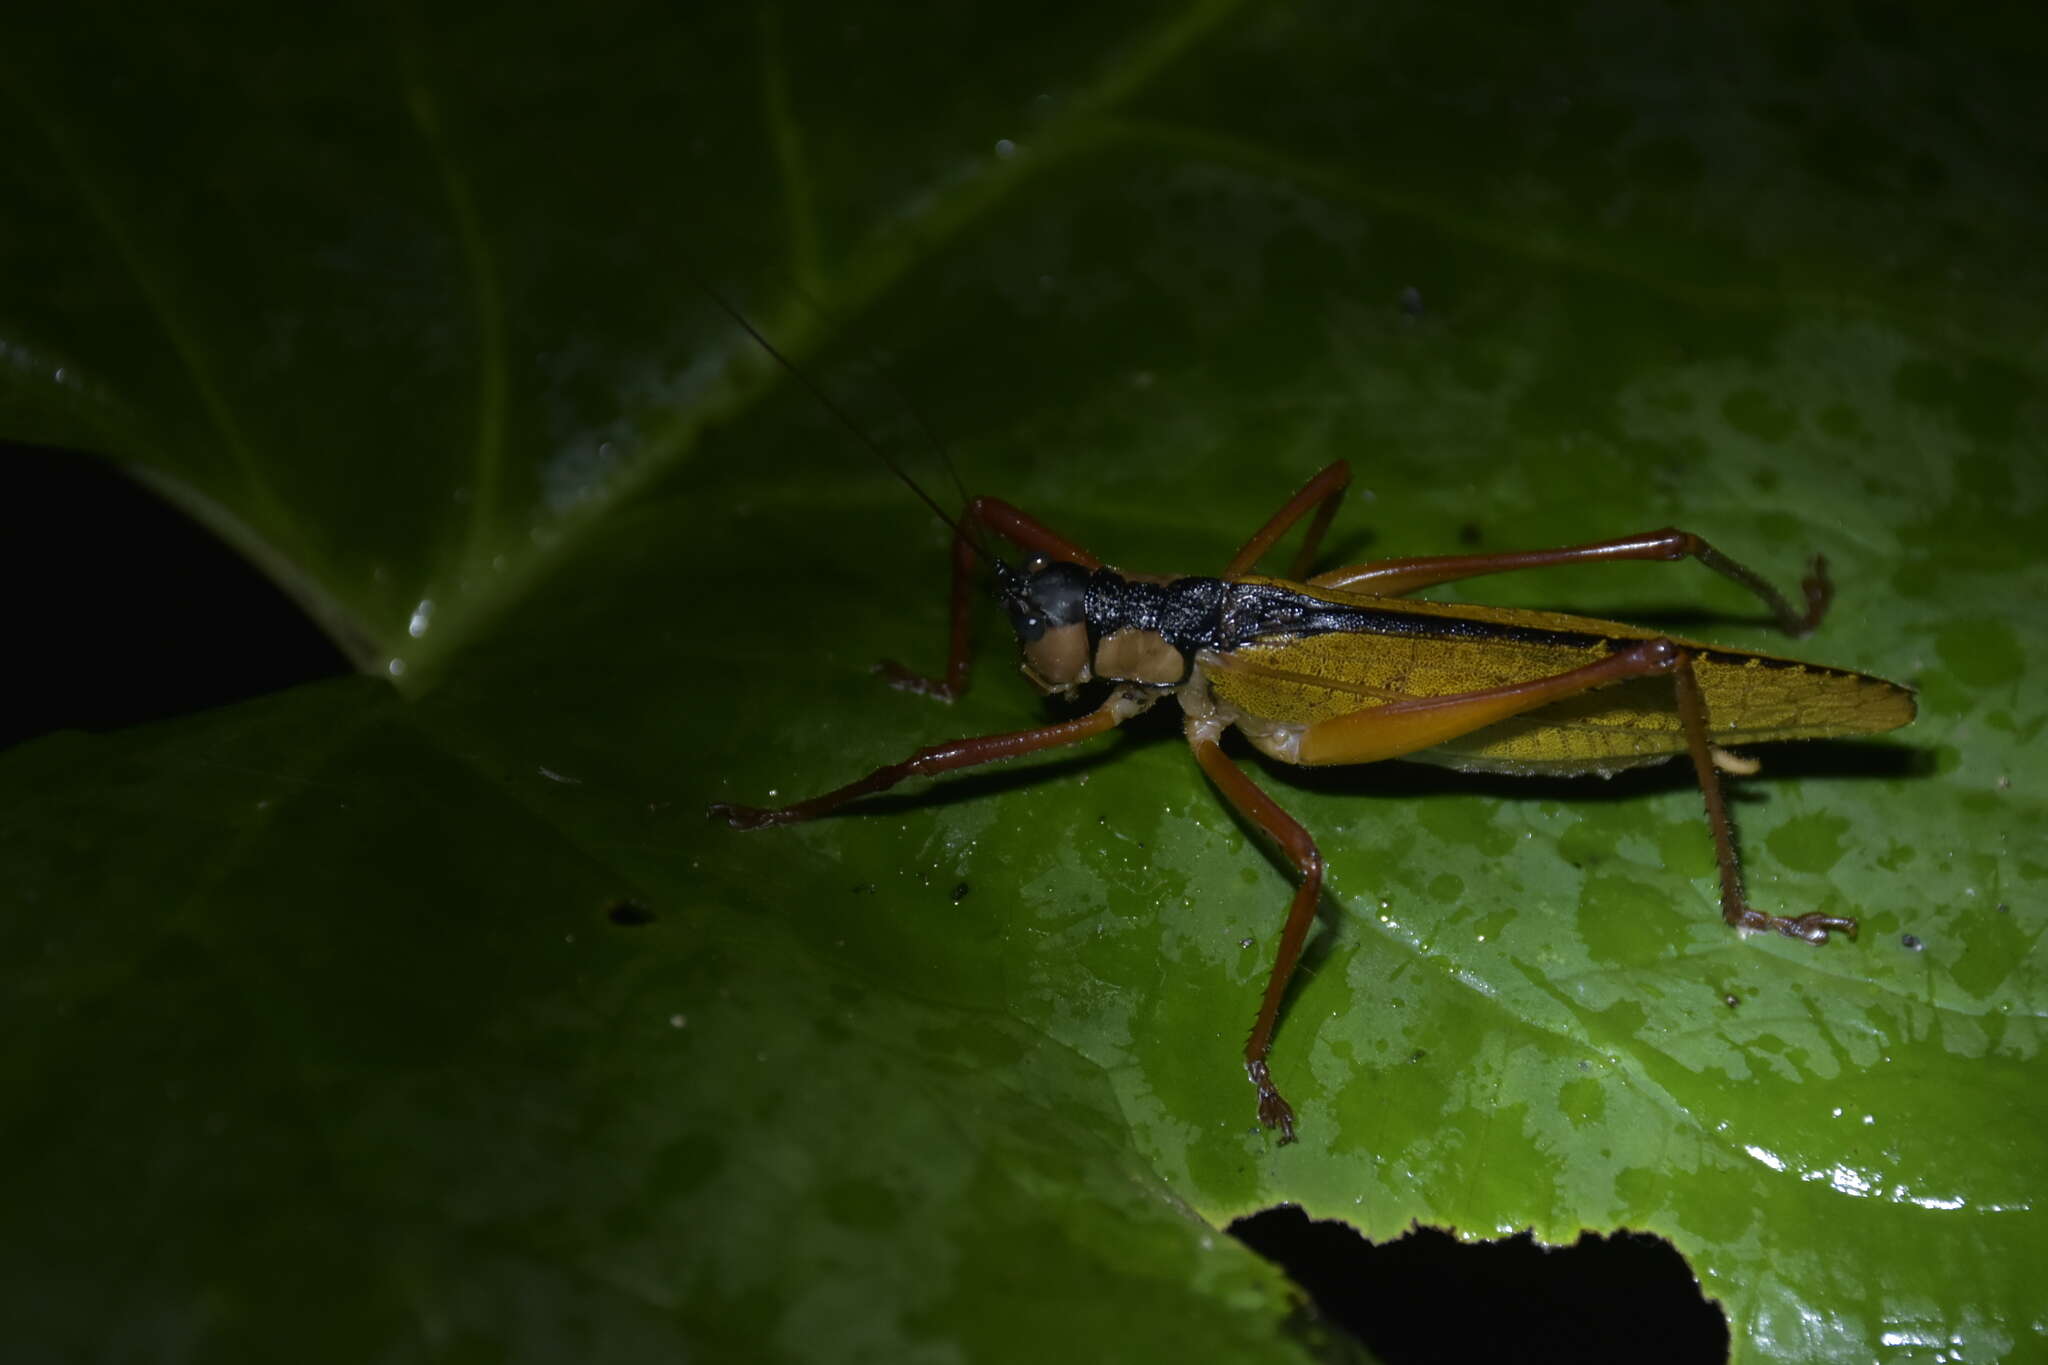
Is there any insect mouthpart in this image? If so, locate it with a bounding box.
[996,556,1094,693]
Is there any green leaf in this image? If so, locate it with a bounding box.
[4,4,2044,1361]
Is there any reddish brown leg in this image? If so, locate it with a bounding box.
[879,496,1105,701]
[1289,638,1857,943]
[1309,528,1832,637]
[1672,657,1856,944]
[1225,461,1352,579]
[1187,726,1323,1144]
[712,689,1150,828]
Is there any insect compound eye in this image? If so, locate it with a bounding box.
[1028,561,1090,624]
[999,559,1091,642]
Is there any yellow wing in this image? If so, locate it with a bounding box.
[1204,578,1916,775]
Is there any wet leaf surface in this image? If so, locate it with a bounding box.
[3,3,2043,1360]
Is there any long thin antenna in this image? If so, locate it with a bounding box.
[783,280,970,512]
[693,281,975,546]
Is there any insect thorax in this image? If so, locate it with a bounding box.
[1005,560,1511,693]
[1005,563,1282,691]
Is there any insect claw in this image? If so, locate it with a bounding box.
[1793,553,1834,636]
[1790,911,1859,944]
[1732,905,1859,945]
[875,659,958,701]
[1247,1060,1298,1144]
[708,801,777,830]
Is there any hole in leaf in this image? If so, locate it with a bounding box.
[607,899,656,926]
[6,443,352,748]
[1231,1207,1728,1364]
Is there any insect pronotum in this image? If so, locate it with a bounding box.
[708,317,1917,1143]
